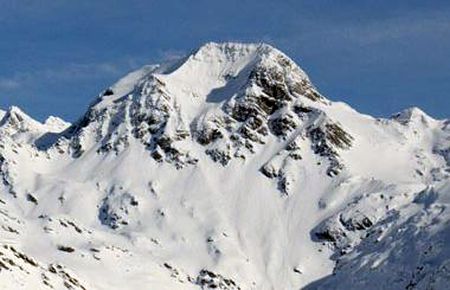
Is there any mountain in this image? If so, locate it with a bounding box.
[0,42,449,290]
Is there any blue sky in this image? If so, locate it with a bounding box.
[0,0,449,121]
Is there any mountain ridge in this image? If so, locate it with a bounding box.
[0,42,449,290]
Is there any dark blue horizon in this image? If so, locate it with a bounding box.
[1,0,449,122]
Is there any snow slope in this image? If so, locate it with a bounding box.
[0,42,449,290]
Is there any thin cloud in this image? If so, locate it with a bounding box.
[0,61,127,90]
[39,62,122,80]
[157,49,187,62]
[277,7,450,53]
[0,78,20,90]
[337,11,450,46]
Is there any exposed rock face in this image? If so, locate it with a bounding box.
[196,269,241,290]
[308,121,353,176]
[99,188,140,230]
[0,245,88,290]
[64,74,197,168]
[199,48,334,167]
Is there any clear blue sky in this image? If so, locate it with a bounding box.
[0,0,449,121]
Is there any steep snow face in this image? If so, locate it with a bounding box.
[0,42,449,290]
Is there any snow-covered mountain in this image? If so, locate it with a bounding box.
[0,42,449,290]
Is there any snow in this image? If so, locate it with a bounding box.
[0,42,449,290]
[43,116,70,132]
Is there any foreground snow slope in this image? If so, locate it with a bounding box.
[0,42,449,290]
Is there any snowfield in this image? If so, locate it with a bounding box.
[0,42,449,290]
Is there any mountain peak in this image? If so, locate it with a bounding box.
[161,41,311,103]
[44,116,71,132]
[0,106,40,128]
[92,42,313,112]
[7,105,26,116]
[193,41,262,56]
[191,41,281,63]
[392,106,435,125]
[61,42,329,167]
